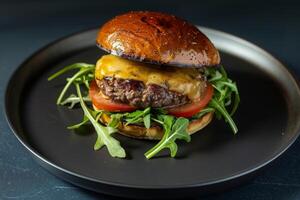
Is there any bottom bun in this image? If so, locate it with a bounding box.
[98,108,213,140]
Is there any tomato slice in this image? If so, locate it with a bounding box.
[90,80,213,116]
[89,80,136,112]
[167,84,214,118]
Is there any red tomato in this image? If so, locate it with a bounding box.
[168,84,214,118]
[89,80,136,112]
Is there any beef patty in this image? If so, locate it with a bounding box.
[97,77,190,108]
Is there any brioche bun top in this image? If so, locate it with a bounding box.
[97,11,220,68]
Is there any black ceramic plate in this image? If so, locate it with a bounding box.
[5,27,300,199]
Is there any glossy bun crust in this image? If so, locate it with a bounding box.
[97,11,220,68]
[100,111,213,140]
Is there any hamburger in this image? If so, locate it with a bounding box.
[49,11,239,159]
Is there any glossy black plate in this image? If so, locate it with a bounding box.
[5,27,300,199]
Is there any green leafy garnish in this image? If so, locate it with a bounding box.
[209,99,238,133]
[143,114,151,129]
[49,63,125,157]
[107,113,124,128]
[145,115,190,159]
[202,66,240,134]
[49,62,240,159]
[75,84,126,158]
[125,107,151,126]
[60,94,91,109]
[48,63,95,105]
[67,115,89,129]
[67,108,99,129]
[192,107,215,119]
[48,63,94,81]
[109,107,152,129]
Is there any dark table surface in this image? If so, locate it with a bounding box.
[1,0,300,199]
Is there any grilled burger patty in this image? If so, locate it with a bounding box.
[97,77,191,108]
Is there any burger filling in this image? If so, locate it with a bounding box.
[95,55,207,101]
[95,54,208,109]
[97,77,190,108]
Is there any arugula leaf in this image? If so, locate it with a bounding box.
[208,70,223,82]
[75,84,126,158]
[48,63,95,105]
[56,68,94,105]
[67,107,100,129]
[192,107,215,119]
[68,115,89,129]
[144,115,190,159]
[48,63,94,81]
[108,107,152,129]
[143,114,151,129]
[108,113,124,128]
[67,73,94,89]
[203,66,240,134]
[125,107,151,126]
[60,94,91,109]
[209,99,238,134]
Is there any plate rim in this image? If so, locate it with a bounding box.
[4,26,300,190]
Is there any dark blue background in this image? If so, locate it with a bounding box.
[1,0,300,199]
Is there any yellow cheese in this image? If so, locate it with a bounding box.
[95,55,205,100]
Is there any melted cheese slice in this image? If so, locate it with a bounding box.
[95,55,206,100]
